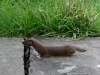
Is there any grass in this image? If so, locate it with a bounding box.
[0,0,100,39]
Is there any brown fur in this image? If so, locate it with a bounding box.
[22,38,86,57]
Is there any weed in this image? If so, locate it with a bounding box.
[0,0,99,39]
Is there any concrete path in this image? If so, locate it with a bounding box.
[0,38,24,75]
[29,37,100,75]
[0,37,100,75]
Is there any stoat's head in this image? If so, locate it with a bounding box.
[22,39,33,46]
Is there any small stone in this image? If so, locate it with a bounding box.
[97,65,100,68]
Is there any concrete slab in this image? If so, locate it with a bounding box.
[0,38,24,75]
[29,37,100,75]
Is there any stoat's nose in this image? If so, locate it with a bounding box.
[22,41,24,44]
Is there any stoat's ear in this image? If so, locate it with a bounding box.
[28,40,33,45]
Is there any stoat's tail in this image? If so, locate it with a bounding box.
[75,47,86,52]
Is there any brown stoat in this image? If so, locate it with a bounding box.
[22,38,86,57]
